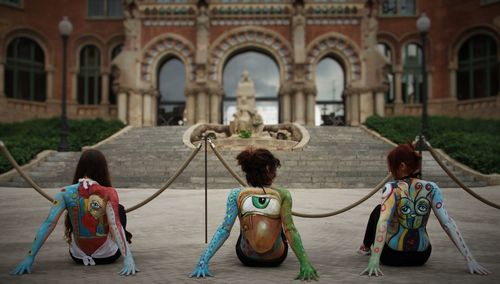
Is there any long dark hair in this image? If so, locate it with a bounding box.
[236,148,281,188]
[65,149,112,243]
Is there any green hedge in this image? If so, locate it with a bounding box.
[0,118,125,174]
[364,116,500,174]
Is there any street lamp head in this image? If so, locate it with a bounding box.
[416,13,431,33]
[58,16,73,36]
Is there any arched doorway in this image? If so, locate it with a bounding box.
[157,57,186,126]
[222,50,280,125]
[315,57,345,126]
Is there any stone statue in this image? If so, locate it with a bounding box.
[292,2,306,64]
[361,2,390,90]
[195,4,210,64]
[111,0,142,91]
[230,70,264,137]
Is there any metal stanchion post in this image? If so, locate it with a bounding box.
[204,135,208,244]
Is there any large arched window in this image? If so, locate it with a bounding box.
[402,43,423,104]
[157,57,186,125]
[315,57,345,126]
[457,34,499,100]
[222,51,280,125]
[108,43,123,105]
[377,43,395,103]
[78,45,101,105]
[5,37,46,102]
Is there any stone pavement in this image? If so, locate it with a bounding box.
[0,186,499,284]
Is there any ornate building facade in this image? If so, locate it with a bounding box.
[0,0,499,126]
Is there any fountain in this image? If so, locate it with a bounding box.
[183,71,309,150]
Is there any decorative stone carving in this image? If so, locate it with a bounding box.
[361,4,390,91]
[292,3,306,64]
[229,70,264,137]
[195,5,210,64]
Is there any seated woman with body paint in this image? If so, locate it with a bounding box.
[11,149,138,276]
[359,143,489,276]
[190,148,318,281]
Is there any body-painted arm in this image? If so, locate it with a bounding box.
[105,198,138,276]
[277,188,319,281]
[190,188,240,278]
[361,183,397,277]
[11,191,67,275]
[431,183,489,275]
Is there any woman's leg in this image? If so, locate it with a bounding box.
[362,205,382,248]
[118,204,132,244]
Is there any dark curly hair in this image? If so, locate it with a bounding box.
[236,148,281,187]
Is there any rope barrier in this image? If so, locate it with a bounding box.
[125,143,203,213]
[426,142,500,210]
[207,140,392,218]
[0,141,54,202]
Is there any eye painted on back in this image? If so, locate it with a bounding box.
[415,197,430,215]
[241,195,281,217]
[252,196,271,209]
[401,205,411,215]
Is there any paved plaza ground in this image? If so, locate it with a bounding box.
[0,185,499,284]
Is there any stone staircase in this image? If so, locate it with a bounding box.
[0,126,488,189]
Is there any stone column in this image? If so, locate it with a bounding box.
[45,66,54,100]
[448,63,457,99]
[209,85,222,124]
[128,90,143,127]
[305,83,317,126]
[344,90,351,125]
[359,91,374,123]
[375,91,385,117]
[151,90,158,126]
[394,65,403,115]
[279,85,291,123]
[101,71,110,105]
[348,90,360,126]
[184,84,196,125]
[142,90,153,126]
[293,85,305,124]
[196,87,208,123]
[117,91,128,124]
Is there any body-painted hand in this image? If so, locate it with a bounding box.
[466,259,490,275]
[11,256,34,275]
[119,255,139,276]
[360,257,384,277]
[190,260,213,278]
[296,262,319,281]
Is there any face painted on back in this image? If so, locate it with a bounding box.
[397,182,432,229]
[241,195,281,218]
[88,194,106,219]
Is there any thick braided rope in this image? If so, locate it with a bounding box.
[125,143,202,212]
[208,140,391,218]
[0,141,54,202]
[426,142,500,210]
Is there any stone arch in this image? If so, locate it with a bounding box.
[449,25,500,65]
[2,26,53,69]
[306,32,362,82]
[208,27,293,82]
[141,33,195,85]
[377,31,398,65]
[106,33,125,68]
[73,34,106,70]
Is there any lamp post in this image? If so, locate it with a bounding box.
[58,17,73,152]
[416,13,431,150]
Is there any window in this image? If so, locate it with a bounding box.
[157,58,186,125]
[88,0,123,18]
[108,43,123,105]
[402,43,423,104]
[0,0,21,8]
[377,43,395,103]
[5,37,46,102]
[380,0,416,16]
[457,34,498,100]
[222,51,280,125]
[315,57,345,126]
[78,45,101,105]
